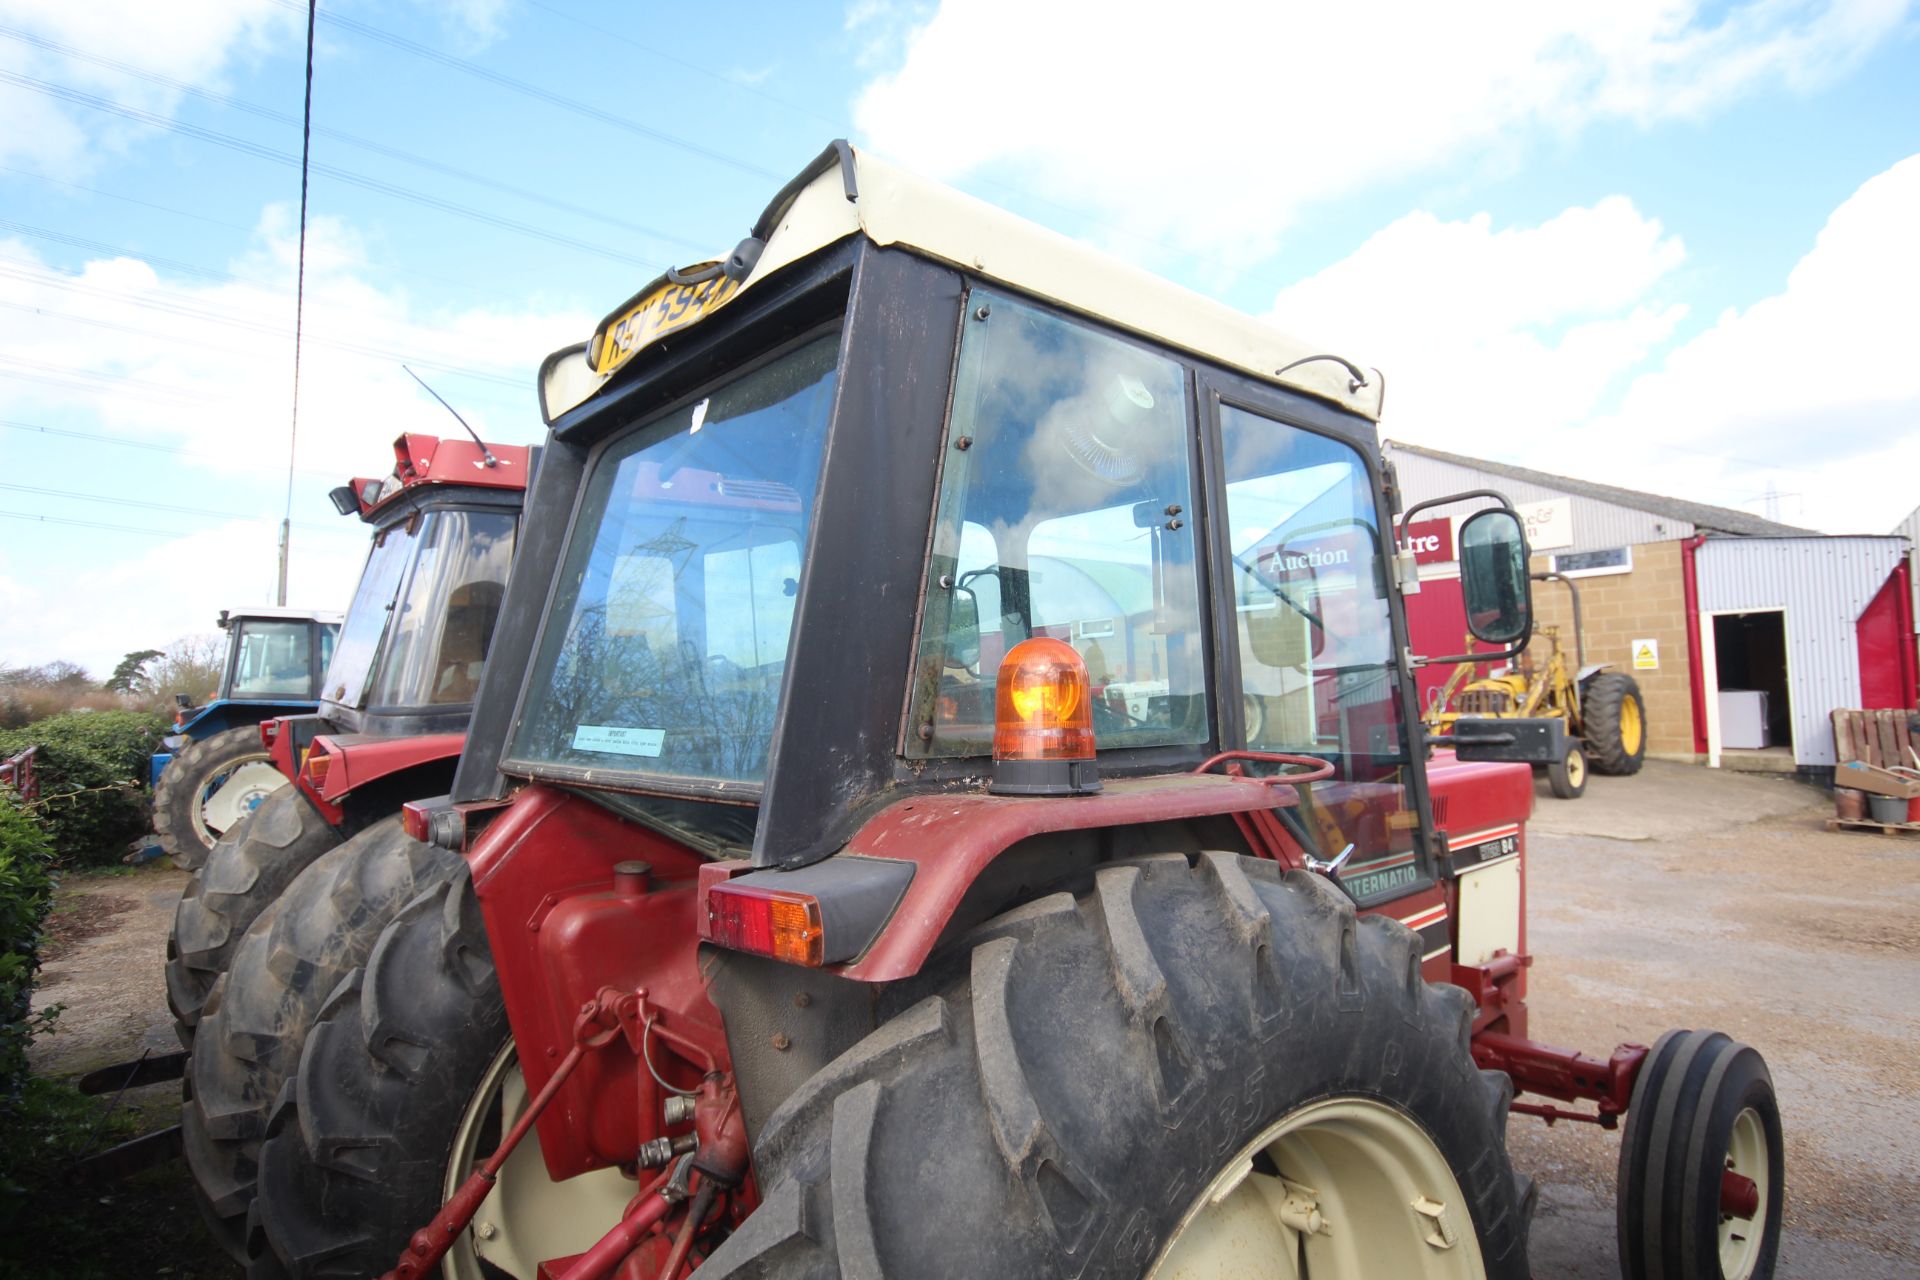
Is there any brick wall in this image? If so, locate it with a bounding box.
[1528,539,1698,760]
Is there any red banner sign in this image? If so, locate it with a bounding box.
[1398,518,1454,565]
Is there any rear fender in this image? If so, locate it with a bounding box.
[713,773,1296,985]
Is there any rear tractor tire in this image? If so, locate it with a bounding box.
[1617,1030,1783,1280]
[165,784,343,1046]
[705,852,1535,1279]
[154,724,286,868]
[1548,745,1588,799]
[181,817,460,1261]
[246,869,630,1278]
[1582,671,1647,776]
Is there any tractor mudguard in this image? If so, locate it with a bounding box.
[704,772,1300,985]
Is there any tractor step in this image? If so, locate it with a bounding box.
[1826,817,1920,838]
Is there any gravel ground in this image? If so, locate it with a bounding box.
[1514,761,1920,1278]
[26,763,1920,1277]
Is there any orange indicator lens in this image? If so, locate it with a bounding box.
[706,885,826,966]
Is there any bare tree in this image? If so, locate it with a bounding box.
[142,634,226,709]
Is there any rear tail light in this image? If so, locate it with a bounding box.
[705,884,825,966]
[259,720,281,751]
[400,801,433,843]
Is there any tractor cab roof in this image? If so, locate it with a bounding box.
[335,433,533,524]
[216,607,345,629]
[540,142,1383,428]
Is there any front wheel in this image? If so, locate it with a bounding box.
[1618,1030,1782,1280]
[704,853,1534,1278]
[153,724,285,868]
[1548,745,1588,799]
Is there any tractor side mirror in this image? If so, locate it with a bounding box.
[947,587,981,671]
[1459,509,1531,644]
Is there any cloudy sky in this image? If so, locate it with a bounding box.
[2,0,1917,677]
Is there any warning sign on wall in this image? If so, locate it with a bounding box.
[1632,638,1659,670]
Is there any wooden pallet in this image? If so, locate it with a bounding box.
[1826,817,1920,837]
[1831,707,1920,772]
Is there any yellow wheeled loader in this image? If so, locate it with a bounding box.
[1424,572,1646,797]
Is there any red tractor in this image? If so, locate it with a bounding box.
[217,145,1779,1280]
[163,433,528,1253]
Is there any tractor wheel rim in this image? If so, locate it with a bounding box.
[196,757,280,841]
[1620,695,1643,756]
[1719,1106,1769,1280]
[1567,750,1586,788]
[1151,1096,1487,1279]
[441,1042,637,1280]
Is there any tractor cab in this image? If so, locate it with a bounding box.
[266,432,531,822]
[146,606,342,861]
[153,605,342,778]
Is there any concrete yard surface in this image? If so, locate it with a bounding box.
[1514,761,1920,1277]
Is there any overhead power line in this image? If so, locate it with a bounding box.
[0,24,707,256]
[0,418,337,475]
[0,69,663,269]
[0,252,534,397]
[0,480,349,534]
[267,0,783,182]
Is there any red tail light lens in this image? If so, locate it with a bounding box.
[705,884,824,966]
[258,720,281,751]
[401,801,432,843]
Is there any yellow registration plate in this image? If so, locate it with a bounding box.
[589,265,742,377]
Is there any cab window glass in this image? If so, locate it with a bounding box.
[509,333,839,785]
[912,291,1204,755]
[1221,405,1417,905]
[367,510,517,708]
[230,621,315,698]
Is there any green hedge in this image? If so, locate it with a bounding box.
[0,710,167,867]
[0,796,55,1119]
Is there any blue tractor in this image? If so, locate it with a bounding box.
[150,607,342,867]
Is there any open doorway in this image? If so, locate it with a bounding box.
[1712,610,1792,753]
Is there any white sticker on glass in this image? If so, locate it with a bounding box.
[572,724,666,757]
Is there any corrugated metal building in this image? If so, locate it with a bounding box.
[1386,441,1916,771]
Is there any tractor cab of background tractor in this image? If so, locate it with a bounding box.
[263,430,534,826]
[146,605,340,863]
[160,432,532,1054]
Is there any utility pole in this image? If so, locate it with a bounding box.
[277,518,290,606]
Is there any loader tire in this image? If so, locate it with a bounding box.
[181,817,459,1262]
[704,852,1535,1279]
[155,725,286,869]
[1617,1030,1782,1280]
[1582,671,1647,776]
[165,785,343,1047]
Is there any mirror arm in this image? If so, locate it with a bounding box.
[1397,488,1518,537]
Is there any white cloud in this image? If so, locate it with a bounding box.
[853,0,1914,258]
[1284,155,1920,535]
[0,210,592,675]
[0,210,586,480]
[0,520,366,680]
[1573,152,1920,533]
[1267,196,1689,450]
[0,0,296,172]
